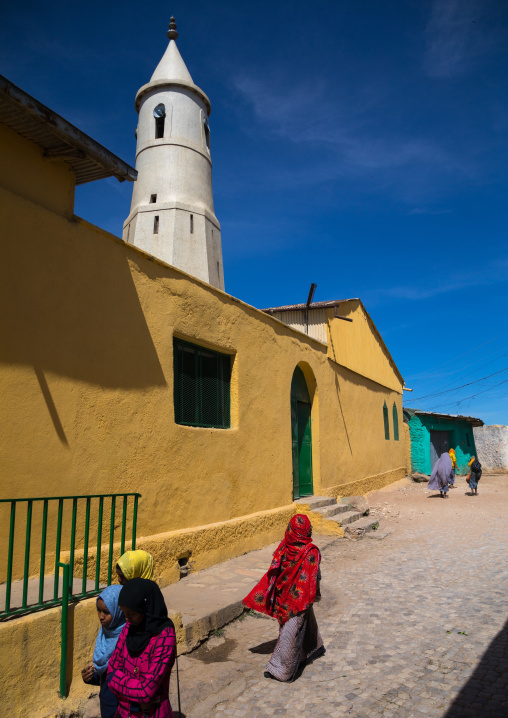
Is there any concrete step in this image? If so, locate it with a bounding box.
[344,516,381,536]
[294,495,337,510]
[312,503,351,518]
[327,510,363,526]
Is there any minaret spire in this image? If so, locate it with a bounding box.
[167,16,178,40]
[122,17,225,290]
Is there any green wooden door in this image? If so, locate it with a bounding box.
[291,367,314,500]
[297,401,313,497]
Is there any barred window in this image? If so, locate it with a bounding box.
[393,403,399,441]
[173,338,231,428]
[383,401,390,440]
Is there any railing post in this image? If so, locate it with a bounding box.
[95,497,104,591]
[53,499,64,601]
[5,501,16,614]
[22,500,33,609]
[39,499,48,605]
[120,495,128,556]
[107,496,116,585]
[69,498,78,594]
[57,562,70,697]
[82,497,91,595]
[132,494,139,550]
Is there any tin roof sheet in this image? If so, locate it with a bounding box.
[403,408,484,426]
[0,75,137,185]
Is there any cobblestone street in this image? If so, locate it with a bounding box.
[179,475,508,718]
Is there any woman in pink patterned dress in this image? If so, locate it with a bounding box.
[108,578,176,718]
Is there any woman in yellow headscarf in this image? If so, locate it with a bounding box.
[115,550,154,585]
[448,449,458,488]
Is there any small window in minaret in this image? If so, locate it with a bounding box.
[154,104,166,139]
[153,216,159,234]
[150,194,157,204]
[190,214,194,234]
[203,117,210,150]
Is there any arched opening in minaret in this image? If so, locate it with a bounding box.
[203,117,210,150]
[154,103,166,139]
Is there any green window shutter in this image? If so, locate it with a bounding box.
[393,403,399,441]
[383,402,390,440]
[174,338,231,428]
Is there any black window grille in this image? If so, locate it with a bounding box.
[174,338,231,428]
[383,401,390,440]
[393,403,399,441]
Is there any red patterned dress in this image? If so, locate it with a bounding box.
[243,514,325,681]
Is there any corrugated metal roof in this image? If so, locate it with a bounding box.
[0,75,137,185]
[262,298,358,313]
[403,408,484,427]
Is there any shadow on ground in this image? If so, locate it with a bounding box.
[444,618,508,718]
[249,639,277,655]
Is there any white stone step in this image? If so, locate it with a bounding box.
[327,510,363,526]
[345,516,380,533]
[294,496,337,510]
[312,503,351,518]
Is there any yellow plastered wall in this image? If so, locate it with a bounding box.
[326,301,403,393]
[0,125,75,218]
[403,421,412,475]
[0,132,404,584]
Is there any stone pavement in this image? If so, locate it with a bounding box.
[173,474,508,718]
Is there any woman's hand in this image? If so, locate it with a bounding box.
[81,663,95,683]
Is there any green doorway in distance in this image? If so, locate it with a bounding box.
[291,366,313,500]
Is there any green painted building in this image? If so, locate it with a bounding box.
[403,409,483,475]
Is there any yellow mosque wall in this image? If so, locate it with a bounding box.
[326,300,404,394]
[0,129,405,587]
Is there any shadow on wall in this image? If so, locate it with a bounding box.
[443,617,508,717]
[0,216,167,391]
[328,327,353,455]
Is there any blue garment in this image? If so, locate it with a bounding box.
[93,584,125,675]
[469,474,479,490]
[448,469,455,487]
[87,671,118,718]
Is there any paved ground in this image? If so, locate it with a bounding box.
[170,474,508,718]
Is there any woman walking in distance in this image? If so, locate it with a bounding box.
[428,451,454,498]
[243,514,325,682]
[108,578,176,717]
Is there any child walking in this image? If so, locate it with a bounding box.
[448,449,458,488]
[466,456,482,496]
[82,585,125,718]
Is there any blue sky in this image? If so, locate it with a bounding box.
[2,0,508,423]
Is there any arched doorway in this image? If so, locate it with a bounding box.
[291,366,313,499]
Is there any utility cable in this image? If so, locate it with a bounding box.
[405,328,508,381]
[426,378,508,411]
[411,367,508,402]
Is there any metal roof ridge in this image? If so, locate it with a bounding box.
[262,298,359,313]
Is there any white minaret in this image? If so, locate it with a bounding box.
[123,17,224,290]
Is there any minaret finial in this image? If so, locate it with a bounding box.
[167,16,178,40]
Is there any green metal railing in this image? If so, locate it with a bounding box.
[1,493,140,620]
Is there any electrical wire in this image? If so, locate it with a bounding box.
[404,328,508,381]
[410,367,508,402]
[425,379,508,411]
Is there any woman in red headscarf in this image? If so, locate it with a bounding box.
[243,514,325,682]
